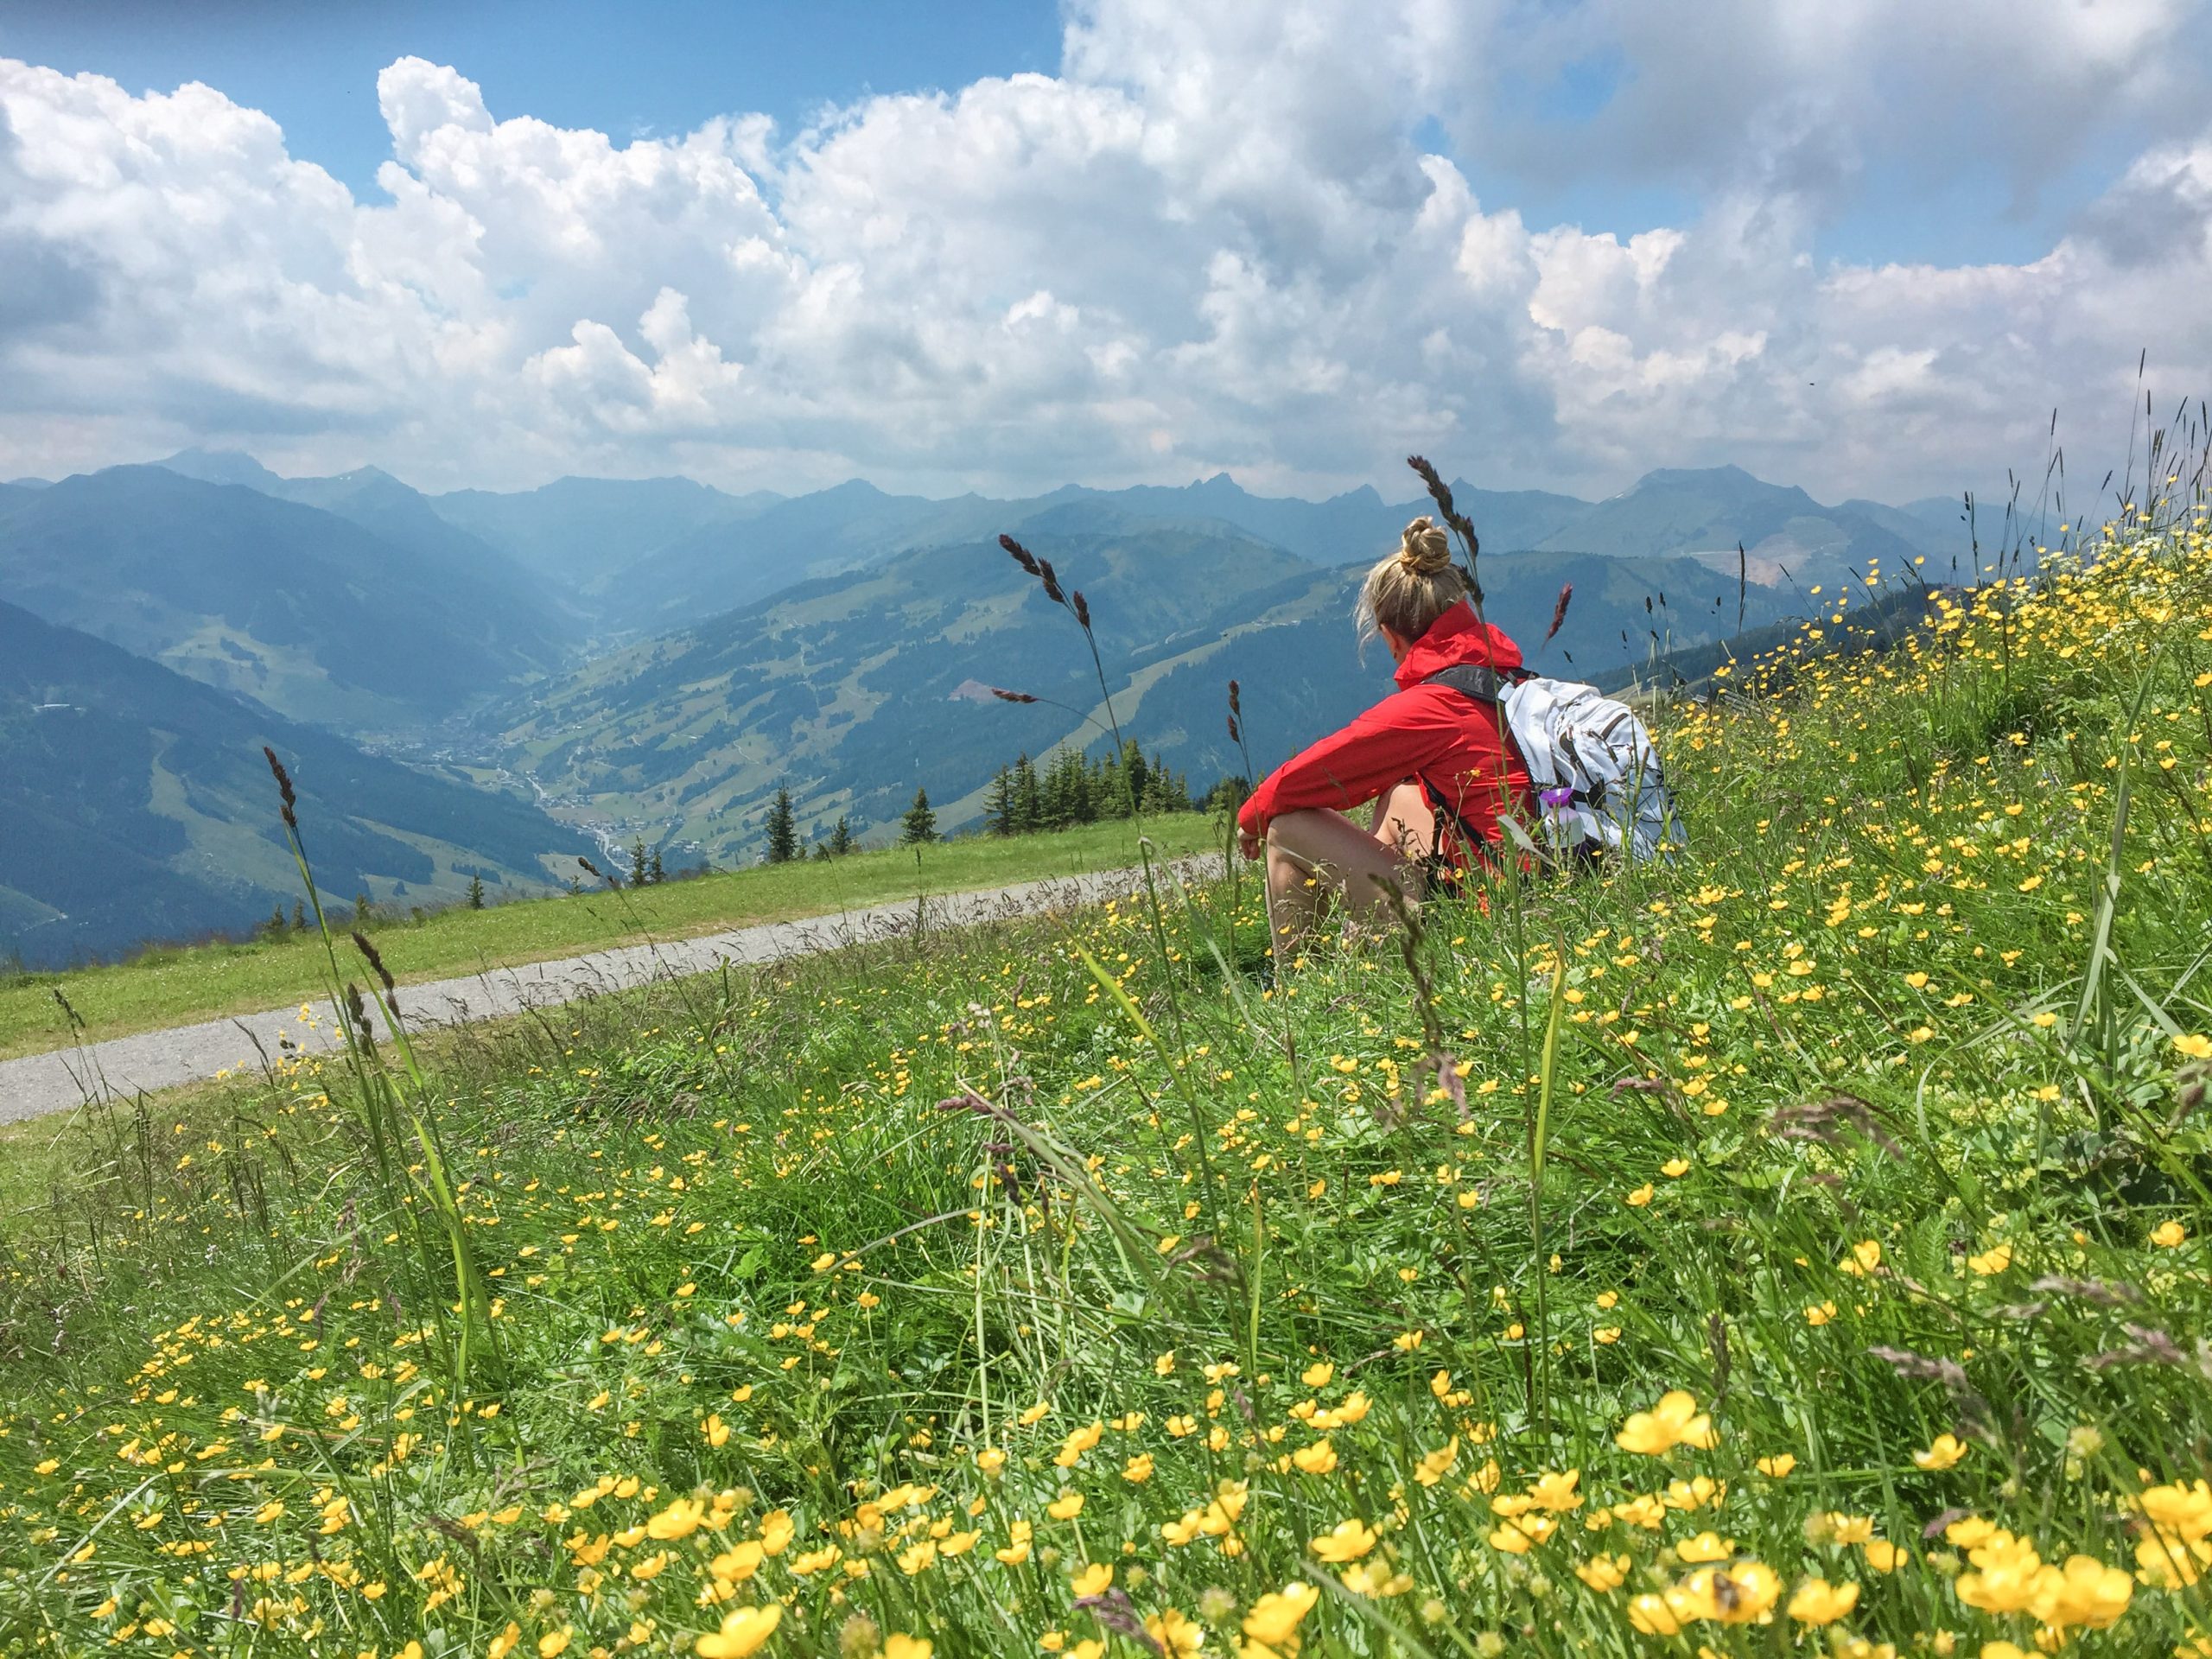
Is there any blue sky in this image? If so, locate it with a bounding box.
[0,0,1061,189]
[1,0,2208,501]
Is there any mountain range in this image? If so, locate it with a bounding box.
[0,599,589,969]
[2,443,1996,957]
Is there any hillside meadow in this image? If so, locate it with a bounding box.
[1,505,2209,1658]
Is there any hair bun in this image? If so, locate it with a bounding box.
[1398,515,1454,577]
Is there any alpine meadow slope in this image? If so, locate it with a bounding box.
[0,488,2207,1657]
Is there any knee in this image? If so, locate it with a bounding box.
[1264,809,1325,849]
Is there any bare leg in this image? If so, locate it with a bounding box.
[1264,807,1417,951]
[1370,780,1437,863]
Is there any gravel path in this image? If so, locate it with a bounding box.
[0,861,1214,1127]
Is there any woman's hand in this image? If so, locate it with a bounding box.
[1239,828,1262,861]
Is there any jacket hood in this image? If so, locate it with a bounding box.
[1393,600,1525,690]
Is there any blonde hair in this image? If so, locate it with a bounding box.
[1357,515,1470,646]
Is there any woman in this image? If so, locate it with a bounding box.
[1236,517,1533,942]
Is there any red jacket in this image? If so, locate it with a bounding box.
[1238,601,1534,859]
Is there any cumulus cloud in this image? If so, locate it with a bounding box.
[1,0,2209,501]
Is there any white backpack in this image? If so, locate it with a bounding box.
[1426,666,1687,863]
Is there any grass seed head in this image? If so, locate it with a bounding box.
[262,745,298,830]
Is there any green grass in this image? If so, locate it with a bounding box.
[3,515,2211,1657]
[0,815,1225,1061]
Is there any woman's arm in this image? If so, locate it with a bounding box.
[1236,690,1451,842]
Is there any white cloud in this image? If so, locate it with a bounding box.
[1,0,2210,503]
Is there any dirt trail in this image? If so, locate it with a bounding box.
[1,862,1205,1126]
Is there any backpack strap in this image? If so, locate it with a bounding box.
[1422,664,1504,703]
[1414,664,1517,865]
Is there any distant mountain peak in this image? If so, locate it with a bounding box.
[155,448,285,489]
[1632,462,1761,489]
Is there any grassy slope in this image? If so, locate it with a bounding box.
[0,815,1225,1060]
[3,517,2210,1656]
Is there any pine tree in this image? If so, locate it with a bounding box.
[1122,741,1150,814]
[1013,753,1043,834]
[467,874,486,910]
[265,904,287,938]
[984,767,1015,836]
[1205,774,1252,817]
[765,788,799,864]
[901,787,938,845]
[629,837,649,887]
[649,849,665,884]
[353,892,372,926]
[291,900,308,932]
[829,816,854,856]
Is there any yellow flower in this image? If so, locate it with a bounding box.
[709,1541,764,1584]
[647,1497,706,1541]
[487,1624,523,1659]
[1967,1243,2012,1276]
[1914,1433,1968,1471]
[1661,1157,1690,1178]
[995,1520,1034,1566]
[1626,1594,1682,1636]
[1574,1553,1630,1592]
[1676,1530,1732,1563]
[977,1447,1007,1478]
[1839,1239,1882,1276]
[1528,1470,1582,1511]
[1756,1453,1796,1478]
[1292,1439,1338,1475]
[1412,1438,1459,1488]
[1955,1529,2043,1614]
[2139,1478,2212,1541]
[1122,1452,1155,1484]
[1862,1538,1909,1573]
[1300,1361,1334,1387]
[1071,1561,1113,1598]
[2151,1219,2188,1249]
[886,1638,934,1659]
[538,1633,571,1659]
[1142,1610,1205,1656]
[1677,1561,1781,1624]
[1625,1184,1655,1207]
[1241,1581,1319,1651]
[1309,1517,1378,1563]
[1786,1578,1860,1624]
[1804,1301,1838,1326]
[1614,1390,1718,1455]
[1047,1491,1085,1520]
[2133,1529,2212,1588]
[1055,1421,1103,1467]
[695,1605,781,1659]
[2175,1033,2212,1061]
[1488,1514,1554,1553]
[2030,1553,2133,1630]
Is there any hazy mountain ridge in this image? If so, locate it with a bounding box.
[0,467,575,731]
[432,475,785,592]
[0,599,590,969]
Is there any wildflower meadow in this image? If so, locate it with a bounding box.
[2,487,2209,1659]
